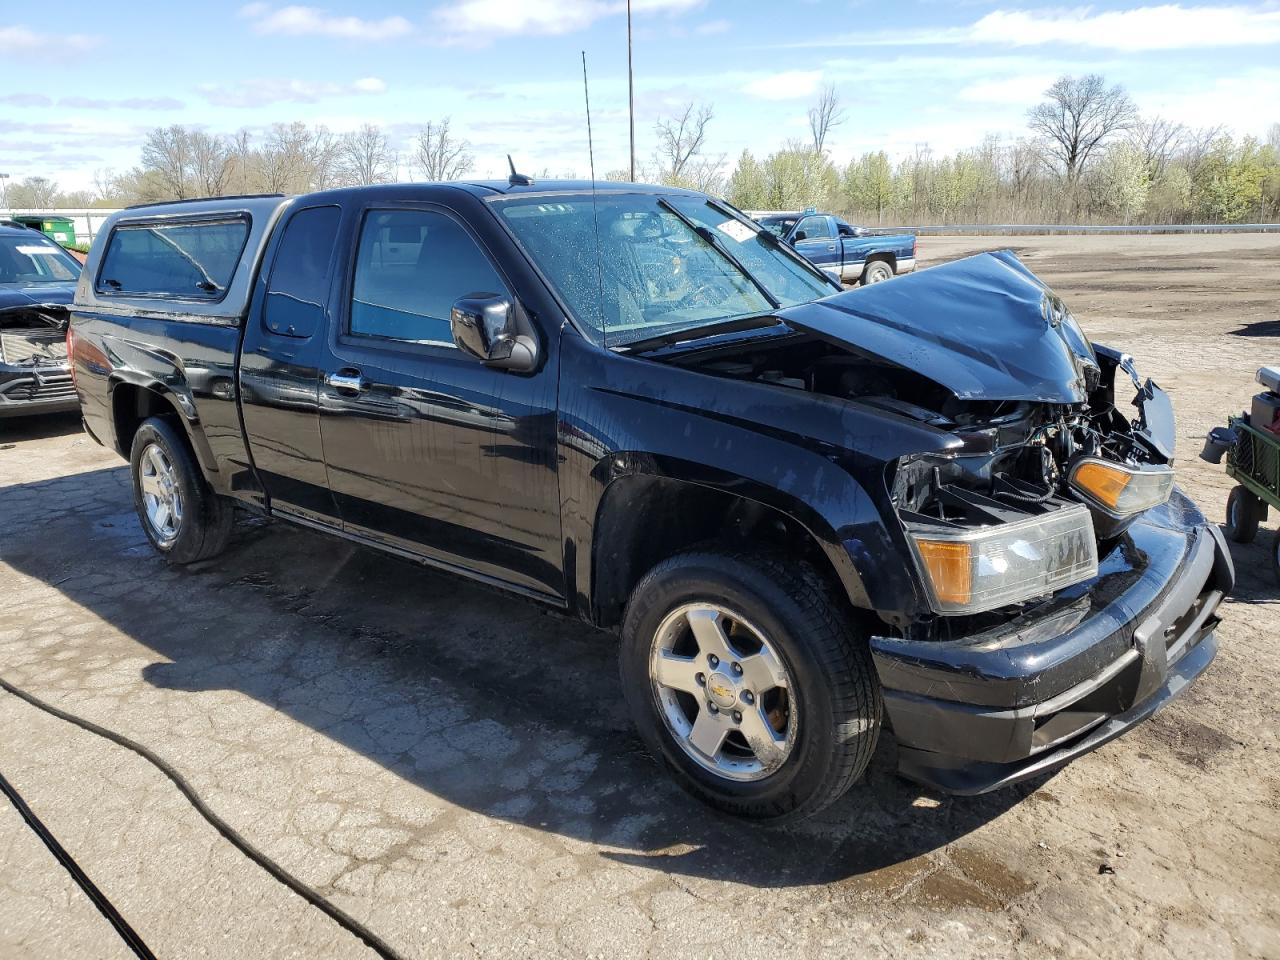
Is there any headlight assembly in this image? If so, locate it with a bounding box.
[909,503,1099,614]
[1069,458,1174,518]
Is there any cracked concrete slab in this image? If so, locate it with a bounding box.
[0,233,1278,959]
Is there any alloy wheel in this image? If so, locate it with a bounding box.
[649,603,797,782]
[139,442,183,546]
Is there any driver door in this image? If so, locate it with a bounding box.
[317,204,564,601]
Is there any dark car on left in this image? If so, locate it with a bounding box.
[0,219,82,417]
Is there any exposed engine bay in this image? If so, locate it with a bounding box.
[661,327,1175,548]
[0,305,70,368]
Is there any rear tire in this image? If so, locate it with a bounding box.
[861,260,894,285]
[1225,484,1262,544]
[130,416,233,564]
[619,549,881,823]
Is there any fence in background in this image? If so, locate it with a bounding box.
[0,209,122,244]
[4,209,1280,246]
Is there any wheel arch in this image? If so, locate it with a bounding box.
[588,464,875,630]
[110,379,218,482]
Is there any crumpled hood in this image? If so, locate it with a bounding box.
[0,283,76,311]
[778,250,1098,403]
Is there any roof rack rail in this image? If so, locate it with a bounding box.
[125,193,285,210]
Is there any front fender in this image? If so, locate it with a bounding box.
[559,334,943,623]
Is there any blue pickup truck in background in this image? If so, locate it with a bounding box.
[756,211,917,285]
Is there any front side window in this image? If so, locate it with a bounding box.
[349,209,509,345]
[495,193,831,347]
[96,218,249,300]
[0,233,81,284]
[794,216,832,241]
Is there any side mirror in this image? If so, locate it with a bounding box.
[792,230,807,243]
[450,294,538,371]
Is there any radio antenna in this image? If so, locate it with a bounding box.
[582,50,606,347]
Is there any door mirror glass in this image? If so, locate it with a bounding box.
[451,295,537,371]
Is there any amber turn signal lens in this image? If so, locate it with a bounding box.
[914,539,972,606]
[1071,461,1132,511]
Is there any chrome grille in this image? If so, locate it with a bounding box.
[0,372,76,403]
[0,330,67,366]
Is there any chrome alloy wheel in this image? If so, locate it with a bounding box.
[139,442,183,546]
[649,603,797,782]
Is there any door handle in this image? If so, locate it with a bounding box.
[325,369,367,393]
[827,244,837,251]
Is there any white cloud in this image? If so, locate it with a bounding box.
[0,24,98,50]
[969,5,1280,51]
[782,4,1280,51]
[694,18,731,35]
[742,70,823,101]
[957,73,1061,104]
[1140,67,1280,136]
[433,0,703,42]
[239,4,413,40]
[199,76,389,107]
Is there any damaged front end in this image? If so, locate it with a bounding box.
[0,303,77,417]
[649,249,1232,793]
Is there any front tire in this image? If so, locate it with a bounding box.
[130,416,233,564]
[620,550,881,823]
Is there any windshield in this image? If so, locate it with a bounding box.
[494,194,832,347]
[759,217,796,238]
[0,233,81,284]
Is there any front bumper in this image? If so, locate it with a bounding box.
[871,490,1233,794]
[0,365,78,418]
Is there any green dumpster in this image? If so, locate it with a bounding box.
[10,214,76,247]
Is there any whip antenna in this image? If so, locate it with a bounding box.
[582,50,606,347]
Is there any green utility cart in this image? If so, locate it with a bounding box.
[9,214,76,247]
[1202,365,1280,581]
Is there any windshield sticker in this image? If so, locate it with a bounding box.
[15,245,60,255]
[715,219,757,244]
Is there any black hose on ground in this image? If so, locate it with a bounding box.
[0,675,409,960]
[0,766,157,960]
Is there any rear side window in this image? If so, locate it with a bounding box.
[96,217,250,300]
[264,206,340,338]
[349,209,509,345]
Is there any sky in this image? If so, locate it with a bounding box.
[2,1,1279,192]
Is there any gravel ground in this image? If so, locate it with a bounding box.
[0,233,1278,959]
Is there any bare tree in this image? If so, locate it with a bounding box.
[808,84,846,155]
[308,127,340,190]
[91,168,118,204]
[337,124,393,186]
[1028,75,1137,181]
[1127,116,1185,181]
[414,118,474,181]
[1269,122,1280,152]
[12,176,60,207]
[1180,124,1226,180]
[228,129,254,194]
[259,122,324,193]
[654,102,714,183]
[190,131,232,197]
[141,125,193,199]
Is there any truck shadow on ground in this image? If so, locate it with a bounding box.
[2,465,1045,889]
[0,411,83,444]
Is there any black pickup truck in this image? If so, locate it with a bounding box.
[68,181,1232,822]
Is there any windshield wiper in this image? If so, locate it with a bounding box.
[621,313,784,354]
[706,198,839,289]
[656,198,780,310]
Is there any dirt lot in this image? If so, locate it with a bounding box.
[1,234,1278,959]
